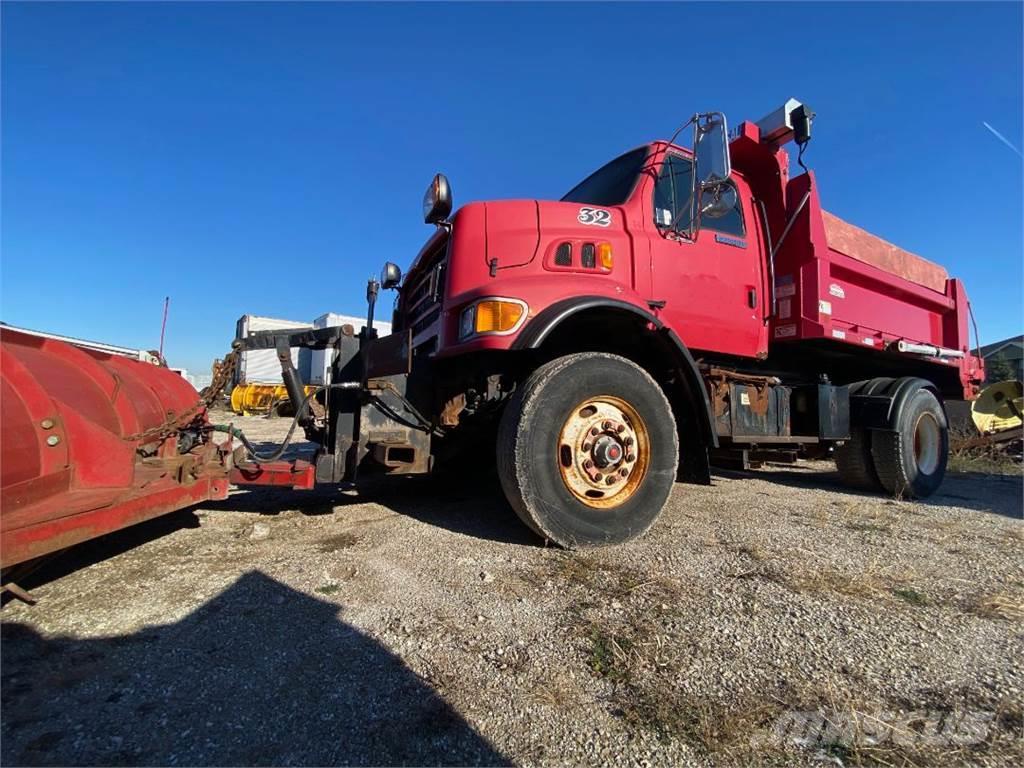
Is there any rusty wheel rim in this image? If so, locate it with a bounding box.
[556,396,650,509]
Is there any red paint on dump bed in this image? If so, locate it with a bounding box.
[821,210,948,293]
[1,329,230,568]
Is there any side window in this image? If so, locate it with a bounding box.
[653,155,694,231]
[653,154,745,237]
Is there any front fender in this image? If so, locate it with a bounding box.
[511,296,718,449]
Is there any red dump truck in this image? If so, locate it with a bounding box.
[0,100,985,568]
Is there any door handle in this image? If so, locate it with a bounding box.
[748,288,757,309]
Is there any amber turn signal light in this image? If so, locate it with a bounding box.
[475,300,525,333]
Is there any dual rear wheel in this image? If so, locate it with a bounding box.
[835,383,948,498]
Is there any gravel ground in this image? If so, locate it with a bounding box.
[2,414,1022,766]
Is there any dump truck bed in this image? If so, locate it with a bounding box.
[770,172,983,397]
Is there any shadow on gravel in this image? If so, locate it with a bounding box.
[1,510,204,607]
[200,439,540,548]
[205,476,539,548]
[1,571,509,767]
[2,451,537,601]
[714,466,1023,519]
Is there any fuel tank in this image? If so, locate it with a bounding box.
[1,328,231,569]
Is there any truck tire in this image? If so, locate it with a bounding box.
[834,426,883,491]
[496,352,679,548]
[871,387,948,498]
[834,377,893,492]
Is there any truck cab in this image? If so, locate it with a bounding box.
[395,137,769,363]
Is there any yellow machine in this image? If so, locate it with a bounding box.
[971,380,1023,435]
[229,383,319,416]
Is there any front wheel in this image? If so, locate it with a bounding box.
[496,353,679,548]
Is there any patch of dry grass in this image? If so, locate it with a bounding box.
[757,557,908,600]
[967,592,1024,622]
[949,427,1022,476]
[526,553,684,605]
[527,673,577,708]
[316,532,359,552]
[587,670,1023,765]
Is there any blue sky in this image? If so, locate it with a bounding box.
[2,1,1021,373]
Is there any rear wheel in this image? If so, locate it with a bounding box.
[871,387,948,498]
[496,353,678,548]
[834,378,892,492]
[834,426,883,491]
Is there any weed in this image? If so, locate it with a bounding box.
[892,587,928,606]
[588,629,635,682]
[314,583,341,595]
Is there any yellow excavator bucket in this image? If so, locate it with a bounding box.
[229,383,319,416]
[971,380,1023,435]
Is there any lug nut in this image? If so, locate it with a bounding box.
[619,467,629,477]
[623,436,634,446]
[616,424,626,434]
[605,475,617,485]
[590,426,600,436]
[46,435,60,447]
[594,473,603,483]
[582,441,592,451]
[583,459,594,470]
[40,418,55,429]
[602,420,613,430]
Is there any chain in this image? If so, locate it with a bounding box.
[122,346,239,444]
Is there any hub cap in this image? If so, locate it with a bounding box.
[557,396,650,508]
[913,412,941,474]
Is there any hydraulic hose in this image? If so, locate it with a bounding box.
[212,382,359,464]
[211,380,441,464]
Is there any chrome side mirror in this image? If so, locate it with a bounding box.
[693,112,731,187]
[701,184,737,219]
[687,111,732,237]
[381,262,402,290]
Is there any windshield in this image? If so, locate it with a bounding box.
[561,146,649,206]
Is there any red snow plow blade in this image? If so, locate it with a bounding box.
[0,328,233,569]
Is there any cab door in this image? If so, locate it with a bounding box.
[640,151,768,359]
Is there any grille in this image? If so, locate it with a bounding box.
[402,246,447,343]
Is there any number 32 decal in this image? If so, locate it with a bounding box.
[577,207,611,227]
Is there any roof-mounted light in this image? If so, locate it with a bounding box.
[755,98,815,148]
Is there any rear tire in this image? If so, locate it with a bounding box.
[871,388,948,498]
[496,353,679,548]
[834,426,883,491]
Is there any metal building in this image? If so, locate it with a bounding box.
[309,312,392,385]
[234,315,312,385]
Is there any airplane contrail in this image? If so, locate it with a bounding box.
[982,121,1023,158]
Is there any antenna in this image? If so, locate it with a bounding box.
[158,296,170,359]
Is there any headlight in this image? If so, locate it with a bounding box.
[458,298,528,340]
[423,173,452,225]
[459,306,476,340]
